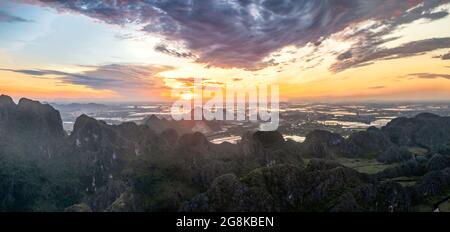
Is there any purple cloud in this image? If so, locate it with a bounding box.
[18,0,450,70]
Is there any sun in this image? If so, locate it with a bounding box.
[180,92,194,100]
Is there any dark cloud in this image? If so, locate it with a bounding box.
[22,0,449,70]
[408,73,450,80]
[423,11,450,20]
[0,64,172,90]
[337,51,353,61]
[0,10,32,23]
[154,44,195,59]
[331,37,450,72]
[331,0,450,72]
[437,51,450,60]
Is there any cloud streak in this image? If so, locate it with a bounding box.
[154,44,195,59]
[0,10,32,23]
[435,51,450,60]
[331,0,450,72]
[332,37,450,72]
[408,73,450,80]
[1,64,173,90]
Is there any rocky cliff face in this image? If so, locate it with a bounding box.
[345,127,393,158]
[240,130,303,166]
[300,130,345,159]
[413,168,450,202]
[0,95,65,161]
[301,126,413,164]
[182,160,410,212]
[0,95,74,211]
[382,113,450,153]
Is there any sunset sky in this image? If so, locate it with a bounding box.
[1,0,450,102]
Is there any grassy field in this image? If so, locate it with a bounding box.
[385,176,419,187]
[337,158,395,175]
[303,157,394,175]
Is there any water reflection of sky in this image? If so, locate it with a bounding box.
[317,118,393,129]
[209,135,306,144]
[56,102,450,133]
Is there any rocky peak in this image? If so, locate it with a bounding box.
[142,115,175,133]
[304,130,344,146]
[70,114,119,150]
[17,98,61,116]
[0,94,15,107]
[142,115,160,125]
[301,130,345,158]
[72,114,105,134]
[148,114,160,121]
[241,130,285,152]
[0,95,65,161]
[0,95,16,121]
[15,97,65,137]
[344,127,392,159]
[382,113,450,152]
[252,131,285,148]
[18,97,39,107]
[415,112,440,120]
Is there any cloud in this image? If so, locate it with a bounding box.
[408,73,450,80]
[368,86,385,90]
[435,51,450,60]
[21,0,449,70]
[154,44,195,59]
[0,68,56,76]
[331,0,450,72]
[332,37,450,72]
[337,50,353,61]
[0,10,32,23]
[0,64,173,90]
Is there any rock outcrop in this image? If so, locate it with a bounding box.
[426,153,450,172]
[413,168,450,202]
[240,130,303,166]
[0,96,65,161]
[183,158,413,212]
[300,130,345,158]
[376,159,427,180]
[382,113,450,153]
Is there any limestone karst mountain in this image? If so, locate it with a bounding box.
[1,95,450,212]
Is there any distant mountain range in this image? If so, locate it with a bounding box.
[1,94,450,212]
[50,103,109,111]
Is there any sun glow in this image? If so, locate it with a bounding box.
[180,92,194,101]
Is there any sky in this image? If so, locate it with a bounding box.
[0,0,450,102]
